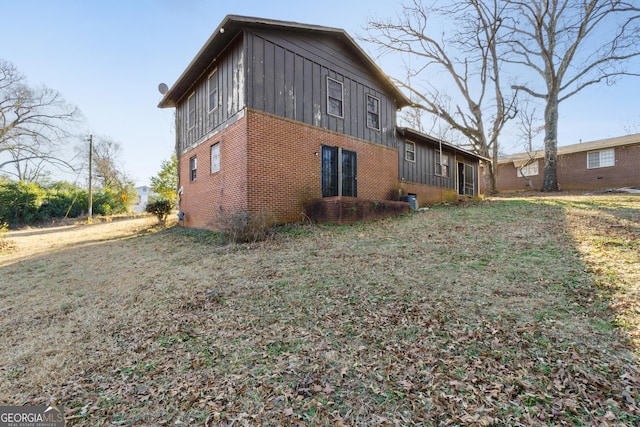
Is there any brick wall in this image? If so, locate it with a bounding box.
[245,109,400,223]
[557,145,640,190]
[178,108,401,228]
[304,197,409,225]
[494,144,640,192]
[178,115,248,228]
[494,162,543,192]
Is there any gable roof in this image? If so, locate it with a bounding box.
[158,15,411,109]
[397,127,490,162]
[499,133,640,164]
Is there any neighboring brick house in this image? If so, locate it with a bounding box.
[491,134,640,192]
[158,15,485,228]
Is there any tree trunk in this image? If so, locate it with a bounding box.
[485,161,498,194]
[483,143,499,194]
[542,95,560,192]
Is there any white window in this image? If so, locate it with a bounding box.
[587,149,615,169]
[406,141,416,162]
[327,77,343,117]
[517,160,539,177]
[210,143,220,173]
[366,94,380,130]
[187,93,196,129]
[435,151,449,177]
[208,70,218,112]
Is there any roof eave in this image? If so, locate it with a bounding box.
[398,127,489,162]
[158,15,411,109]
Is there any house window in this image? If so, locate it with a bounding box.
[322,145,357,197]
[366,95,380,130]
[210,143,220,173]
[435,151,449,177]
[517,160,539,177]
[189,156,197,181]
[208,70,218,112]
[187,93,196,129]
[406,141,416,162]
[587,149,615,169]
[327,78,343,118]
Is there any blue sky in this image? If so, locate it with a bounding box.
[4,0,639,186]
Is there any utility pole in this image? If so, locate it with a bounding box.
[88,134,93,224]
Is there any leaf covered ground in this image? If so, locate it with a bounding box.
[0,195,638,426]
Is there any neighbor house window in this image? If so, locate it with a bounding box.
[189,156,197,181]
[210,143,220,173]
[435,151,449,177]
[208,70,219,112]
[366,94,380,130]
[187,93,196,129]
[327,77,343,117]
[517,160,539,177]
[406,141,416,162]
[587,149,615,169]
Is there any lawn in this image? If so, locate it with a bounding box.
[0,194,638,426]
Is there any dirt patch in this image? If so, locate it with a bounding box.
[1,216,160,265]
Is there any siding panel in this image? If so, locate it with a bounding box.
[246,29,397,148]
[274,44,285,117]
[399,138,457,190]
[176,36,246,155]
[295,54,304,121]
[250,36,265,111]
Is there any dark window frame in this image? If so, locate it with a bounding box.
[321,145,357,197]
[327,77,344,118]
[189,156,197,181]
[366,94,380,130]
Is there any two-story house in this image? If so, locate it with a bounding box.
[158,15,484,228]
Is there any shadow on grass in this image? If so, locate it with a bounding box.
[0,196,638,425]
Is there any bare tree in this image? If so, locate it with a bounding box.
[0,59,81,180]
[622,121,640,136]
[516,100,543,153]
[505,0,640,191]
[75,136,129,191]
[364,0,517,194]
[509,100,544,188]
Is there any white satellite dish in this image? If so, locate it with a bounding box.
[158,83,169,95]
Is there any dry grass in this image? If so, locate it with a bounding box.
[0,195,638,426]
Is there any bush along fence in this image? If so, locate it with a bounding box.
[0,178,132,225]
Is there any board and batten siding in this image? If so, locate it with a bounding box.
[175,28,400,155]
[398,138,456,189]
[175,36,246,154]
[245,29,398,149]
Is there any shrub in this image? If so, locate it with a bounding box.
[0,180,46,223]
[0,222,10,252]
[92,188,127,216]
[146,199,173,224]
[217,209,274,243]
